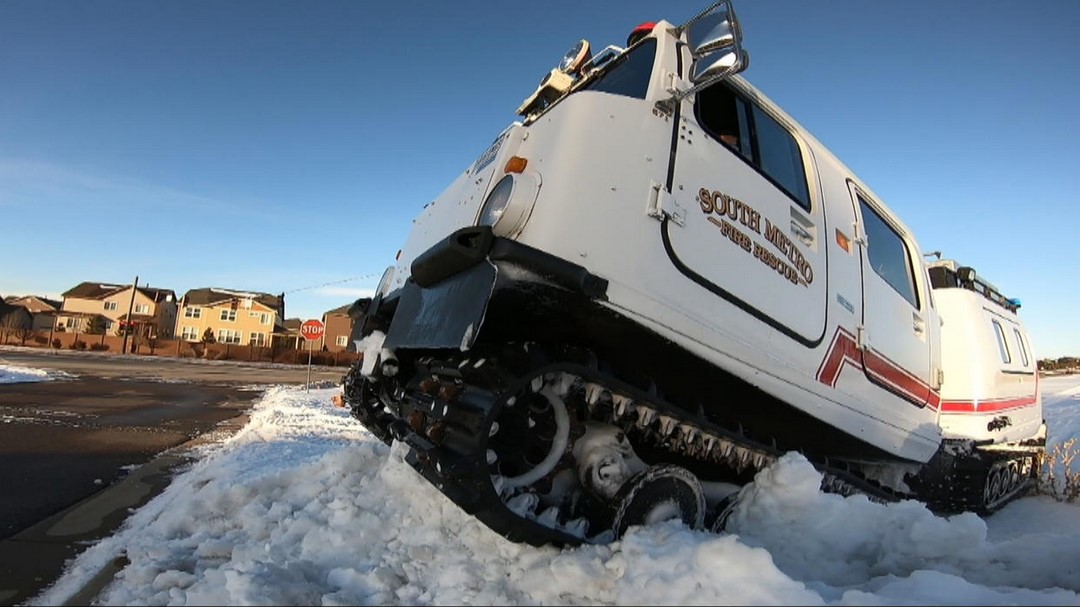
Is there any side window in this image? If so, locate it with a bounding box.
[696,83,811,210]
[859,196,920,308]
[1013,328,1030,366]
[992,320,1012,364]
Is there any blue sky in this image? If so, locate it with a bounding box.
[1,1,1077,358]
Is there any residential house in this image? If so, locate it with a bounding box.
[321,298,369,352]
[4,295,61,332]
[0,296,33,343]
[280,317,304,350]
[57,282,178,338]
[321,304,352,352]
[176,288,284,347]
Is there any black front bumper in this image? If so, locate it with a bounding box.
[384,227,608,351]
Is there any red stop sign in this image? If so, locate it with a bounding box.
[300,319,325,341]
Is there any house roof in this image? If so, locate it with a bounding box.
[323,304,352,317]
[62,282,176,303]
[0,297,18,318]
[5,295,62,312]
[283,318,302,331]
[181,287,283,311]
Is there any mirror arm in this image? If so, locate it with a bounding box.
[655,70,736,116]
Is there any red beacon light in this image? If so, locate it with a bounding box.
[627,22,656,47]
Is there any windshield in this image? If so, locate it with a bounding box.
[581,39,657,99]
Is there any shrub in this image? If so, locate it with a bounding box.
[33,335,48,345]
[71,340,87,351]
[51,338,61,349]
[1038,438,1080,503]
[89,343,109,352]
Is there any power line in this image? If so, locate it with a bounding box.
[283,273,382,295]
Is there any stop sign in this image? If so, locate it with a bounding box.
[300,319,325,341]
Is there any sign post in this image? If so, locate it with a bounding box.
[300,319,325,390]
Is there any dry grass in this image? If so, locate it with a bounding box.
[1037,438,1080,502]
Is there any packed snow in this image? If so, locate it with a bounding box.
[0,362,72,383]
[22,373,1080,606]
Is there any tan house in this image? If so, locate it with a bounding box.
[4,295,61,332]
[57,282,178,338]
[175,287,284,347]
[322,304,353,352]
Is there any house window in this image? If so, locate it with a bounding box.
[134,304,150,314]
[992,320,1011,364]
[336,335,348,347]
[248,312,271,325]
[1013,328,1029,367]
[184,307,202,319]
[104,301,118,311]
[220,309,237,322]
[105,321,114,332]
[217,329,242,344]
[181,326,199,341]
[249,332,266,347]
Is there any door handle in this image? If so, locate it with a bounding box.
[912,312,925,335]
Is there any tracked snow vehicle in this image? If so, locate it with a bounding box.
[342,1,1046,546]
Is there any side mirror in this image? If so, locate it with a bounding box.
[684,0,749,85]
[685,1,742,57]
[658,0,749,113]
[690,48,750,83]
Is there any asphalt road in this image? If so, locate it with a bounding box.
[0,348,352,606]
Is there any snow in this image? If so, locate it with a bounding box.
[20,372,1080,606]
[0,362,73,383]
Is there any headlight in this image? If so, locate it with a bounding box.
[477,173,541,237]
[376,266,395,298]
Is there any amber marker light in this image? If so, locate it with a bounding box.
[835,229,851,253]
[504,156,528,174]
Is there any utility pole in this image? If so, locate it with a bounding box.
[121,274,138,354]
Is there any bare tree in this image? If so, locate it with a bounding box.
[0,310,30,345]
[14,325,37,346]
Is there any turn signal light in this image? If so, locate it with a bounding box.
[504,156,528,174]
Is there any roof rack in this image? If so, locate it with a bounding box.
[927,259,1020,313]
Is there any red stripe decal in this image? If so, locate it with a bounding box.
[815,328,859,387]
[816,327,939,408]
[939,396,1038,414]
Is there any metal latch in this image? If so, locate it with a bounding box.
[855,325,869,350]
[646,181,685,226]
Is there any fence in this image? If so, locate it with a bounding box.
[0,330,361,367]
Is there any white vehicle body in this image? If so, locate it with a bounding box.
[346,1,1045,546]
[930,260,1043,443]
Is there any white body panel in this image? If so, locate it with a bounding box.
[935,288,1042,443]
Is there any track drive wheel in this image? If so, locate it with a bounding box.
[611,464,706,538]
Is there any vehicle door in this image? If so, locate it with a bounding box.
[850,184,932,407]
[665,81,827,347]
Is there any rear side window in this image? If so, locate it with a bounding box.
[859,196,919,308]
[583,39,656,99]
[1013,328,1030,366]
[696,83,811,210]
[992,320,1012,364]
